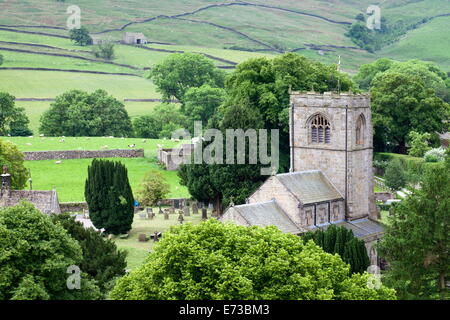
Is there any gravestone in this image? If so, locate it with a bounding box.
[152,231,161,242]
[201,208,208,220]
[192,202,198,214]
[183,206,190,217]
[208,203,214,211]
[178,210,184,224]
[147,207,154,219]
[174,199,180,209]
[138,234,147,242]
[164,209,170,220]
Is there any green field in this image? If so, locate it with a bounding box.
[3,136,190,202]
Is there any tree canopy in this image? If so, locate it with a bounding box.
[0,138,29,189]
[0,202,101,300]
[39,89,133,137]
[110,219,395,300]
[149,53,225,103]
[378,152,450,300]
[85,159,134,235]
[370,72,449,153]
[69,27,92,46]
[0,92,32,136]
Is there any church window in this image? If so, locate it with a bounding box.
[309,114,331,144]
[356,114,365,145]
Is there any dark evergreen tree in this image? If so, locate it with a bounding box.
[51,213,127,295]
[303,225,370,274]
[85,159,134,235]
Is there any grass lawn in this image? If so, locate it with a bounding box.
[3,136,190,202]
[113,211,205,270]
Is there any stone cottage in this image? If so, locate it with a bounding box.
[0,166,61,214]
[220,91,384,266]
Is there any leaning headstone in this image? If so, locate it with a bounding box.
[164,209,170,220]
[138,234,147,242]
[183,206,190,217]
[201,208,208,220]
[192,202,198,214]
[178,210,184,224]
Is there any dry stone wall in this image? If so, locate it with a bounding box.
[24,149,144,161]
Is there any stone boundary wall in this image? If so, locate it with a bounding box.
[60,202,88,213]
[24,149,144,161]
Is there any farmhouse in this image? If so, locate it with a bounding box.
[123,32,148,45]
[0,166,61,214]
[220,91,384,266]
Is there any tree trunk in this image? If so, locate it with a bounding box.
[214,194,223,215]
[396,140,407,154]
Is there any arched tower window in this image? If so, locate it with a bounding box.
[356,114,365,145]
[309,114,331,144]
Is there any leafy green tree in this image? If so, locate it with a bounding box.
[182,84,226,125]
[149,53,225,103]
[378,156,450,299]
[51,213,127,296]
[93,41,115,60]
[353,58,394,90]
[136,170,170,207]
[407,131,432,157]
[85,159,134,235]
[133,104,189,138]
[371,72,449,153]
[110,219,395,300]
[0,138,29,189]
[0,202,102,300]
[179,104,267,213]
[225,53,355,171]
[69,27,92,46]
[383,158,408,191]
[39,89,133,137]
[303,225,370,274]
[0,92,32,136]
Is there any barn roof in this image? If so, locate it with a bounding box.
[231,200,303,234]
[275,170,343,205]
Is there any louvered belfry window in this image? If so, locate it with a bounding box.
[310,114,331,144]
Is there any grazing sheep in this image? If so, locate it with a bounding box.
[59,139,65,143]
[26,143,32,146]
[128,144,136,148]
[55,161,62,164]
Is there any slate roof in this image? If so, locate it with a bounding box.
[308,218,384,239]
[0,190,61,214]
[232,200,303,234]
[275,170,343,205]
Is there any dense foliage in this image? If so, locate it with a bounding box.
[69,27,92,46]
[51,213,127,295]
[383,158,408,191]
[132,104,188,139]
[93,41,115,60]
[40,89,133,137]
[0,92,32,136]
[110,219,395,300]
[0,202,101,300]
[136,170,170,207]
[179,104,267,213]
[303,225,370,275]
[149,53,225,103]
[378,152,450,299]
[0,138,29,189]
[85,159,134,235]
[371,72,449,153]
[407,131,432,158]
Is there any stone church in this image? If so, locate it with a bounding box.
[220,91,384,266]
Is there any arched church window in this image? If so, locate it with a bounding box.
[356,114,365,145]
[309,114,331,144]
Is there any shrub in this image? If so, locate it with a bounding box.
[384,158,408,191]
[136,171,170,207]
[424,147,446,162]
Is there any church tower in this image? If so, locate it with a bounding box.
[289,91,377,221]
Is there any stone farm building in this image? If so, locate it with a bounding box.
[221,91,384,266]
[1,167,61,214]
[123,32,148,45]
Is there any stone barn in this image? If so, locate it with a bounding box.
[123,32,148,45]
[221,91,384,267]
[1,166,61,214]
